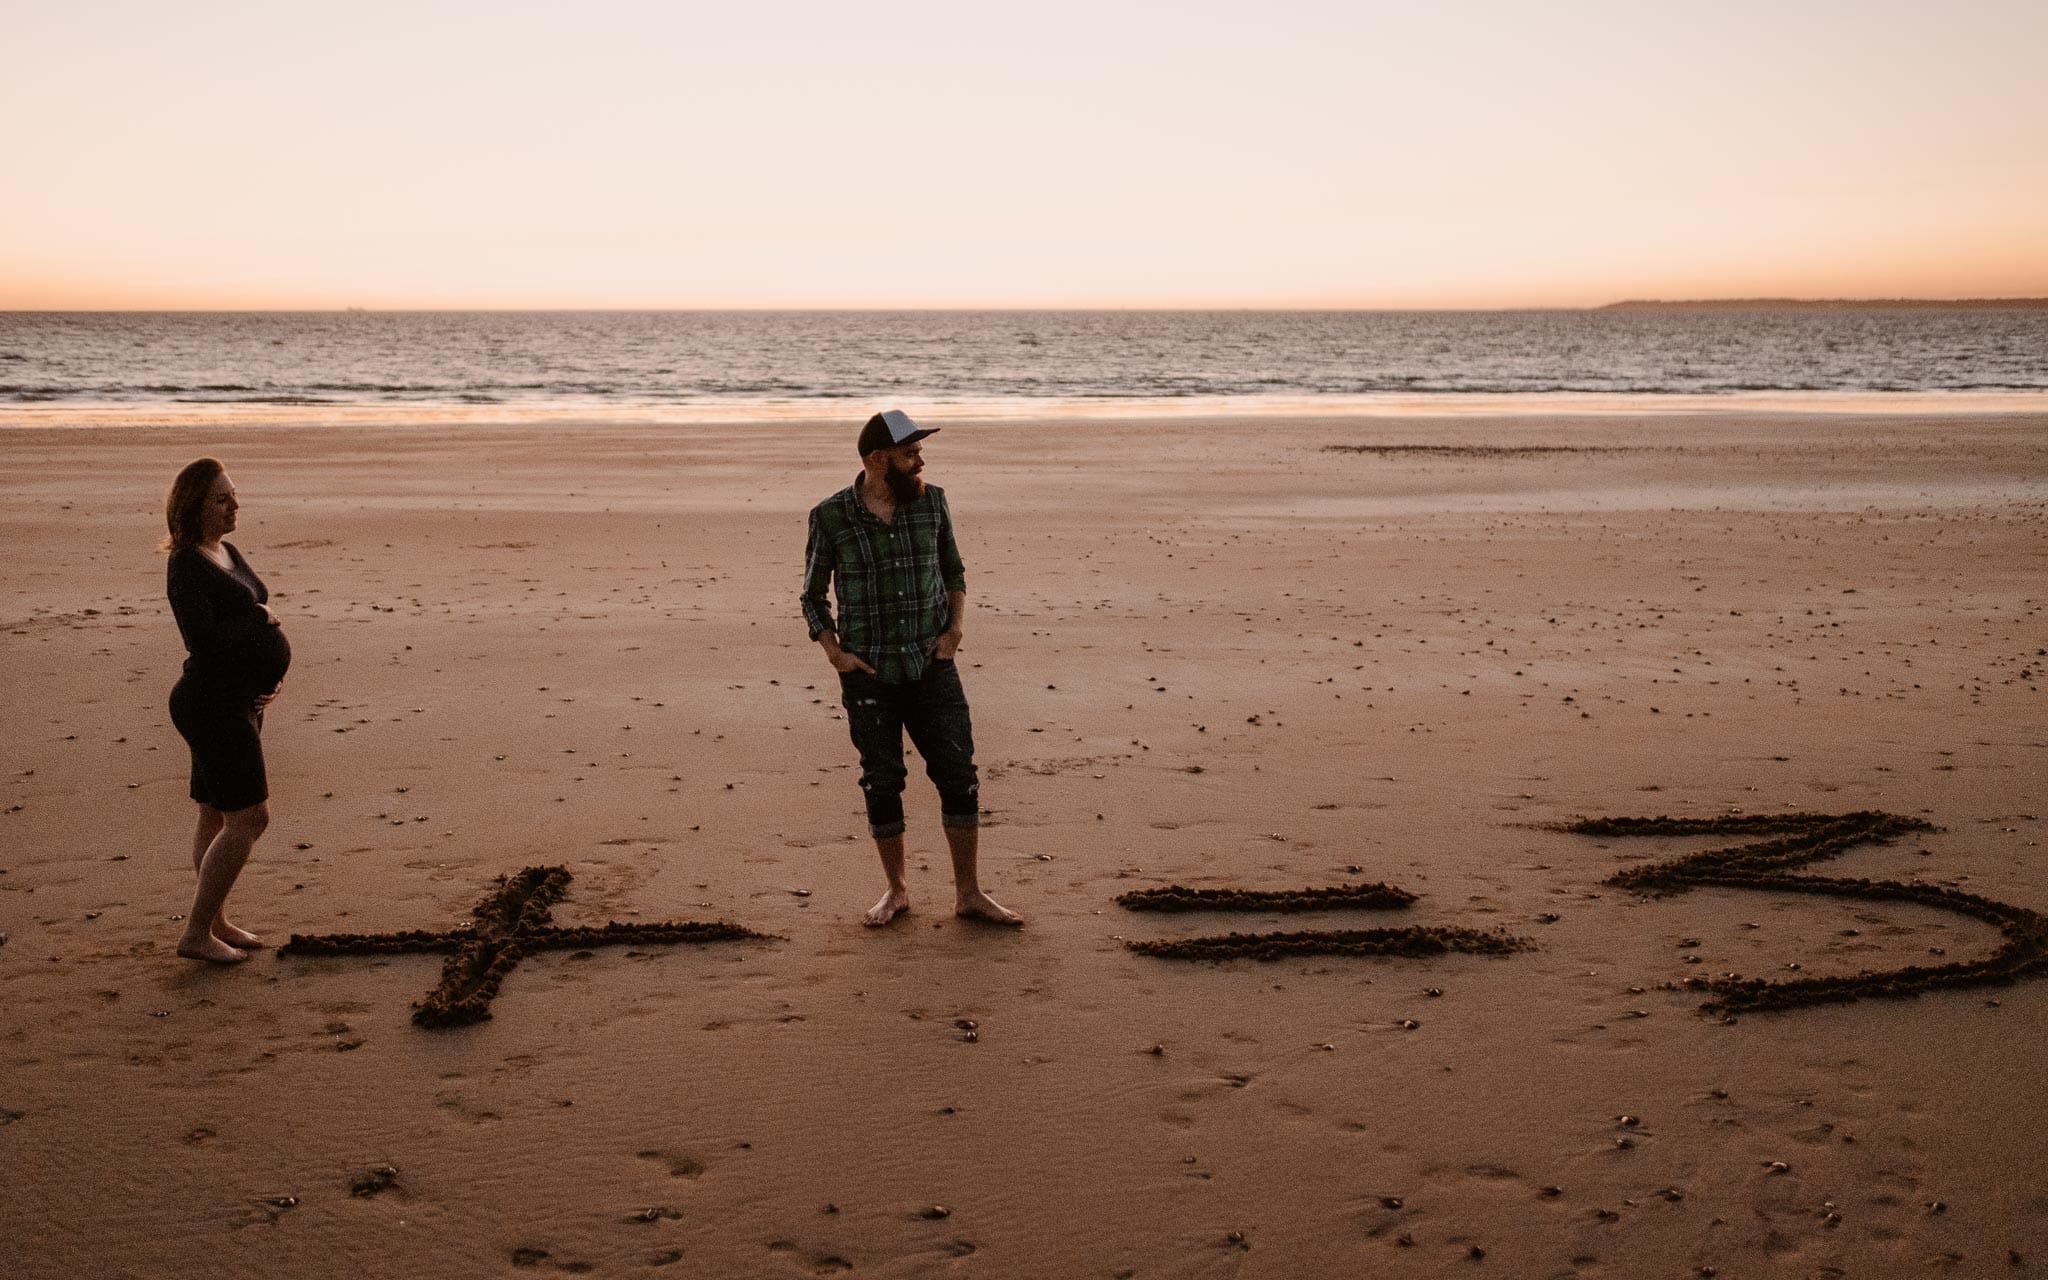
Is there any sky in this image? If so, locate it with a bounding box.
[2,0,2044,309]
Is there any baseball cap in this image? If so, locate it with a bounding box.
[858,409,939,456]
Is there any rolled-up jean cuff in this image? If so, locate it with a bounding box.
[868,819,907,839]
[940,811,980,830]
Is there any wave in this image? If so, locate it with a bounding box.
[11,381,2048,405]
[2,310,2042,408]
[172,395,340,405]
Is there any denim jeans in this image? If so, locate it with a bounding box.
[837,658,979,838]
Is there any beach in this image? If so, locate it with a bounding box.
[3,407,2045,1277]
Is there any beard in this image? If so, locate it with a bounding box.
[885,464,925,502]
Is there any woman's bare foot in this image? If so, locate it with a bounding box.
[177,933,248,963]
[214,921,265,948]
[864,887,912,927]
[955,890,1023,926]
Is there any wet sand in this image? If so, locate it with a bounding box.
[2,408,2045,1276]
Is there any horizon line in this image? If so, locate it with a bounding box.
[7,296,2048,315]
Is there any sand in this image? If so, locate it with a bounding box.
[2,407,2045,1277]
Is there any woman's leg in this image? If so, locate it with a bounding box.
[177,802,269,962]
[206,821,265,947]
[188,804,265,947]
[190,805,225,875]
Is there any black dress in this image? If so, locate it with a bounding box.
[166,543,291,811]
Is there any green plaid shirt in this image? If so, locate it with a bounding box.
[802,478,967,684]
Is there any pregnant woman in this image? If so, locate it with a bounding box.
[163,458,291,963]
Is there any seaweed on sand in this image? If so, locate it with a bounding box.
[1557,811,2048,1015]
[1127,925,1525,962]
[1119,876,1524,963]
[280,866,771,1027]
[1115,883,1417,913]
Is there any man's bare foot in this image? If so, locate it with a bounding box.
[955,890,1023,926]
[214,922,265,948]
[864,887,912,927]
[177,933,248,963]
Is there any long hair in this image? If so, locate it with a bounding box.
[163,457,224,551]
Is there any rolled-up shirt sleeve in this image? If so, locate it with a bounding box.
[936,491,967,594]
[801,507,838,641]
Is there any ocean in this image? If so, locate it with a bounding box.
[1,309,2044,413]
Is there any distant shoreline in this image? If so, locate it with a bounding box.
[6,390,2046,431]
[1600,297,2048,310]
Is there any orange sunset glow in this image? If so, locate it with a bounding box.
[4,1,2045,310]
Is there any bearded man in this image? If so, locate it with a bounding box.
[801,410,1023,928]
